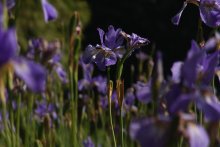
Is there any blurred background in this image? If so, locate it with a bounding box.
[17,0,213,76]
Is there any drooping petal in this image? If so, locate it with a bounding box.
[41,0,58,22]
[0,28,17,66]
[186,123,209,147]
[172,2,188,25]
[199,0,220,27]
[13,57,46,93]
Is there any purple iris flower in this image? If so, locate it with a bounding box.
[186,123,210,147]
[92,76,107,94]
[0,28,46,93]
[27,38,67,84]
[172,0,220,27]
[41,0,58,23]
[0,28,17,67]
[83,137,95,147]
[122,32,150,50]
[195,90,220,121]
[13,57,46,93]
[171,40,218,87]
[6,0,15,9]
[35,100,57,121]
[134,81,151,104]
[83,25,124,70]
[129,117,172,147]
[124,88,135,107]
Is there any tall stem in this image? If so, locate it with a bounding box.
[107,68,117,147]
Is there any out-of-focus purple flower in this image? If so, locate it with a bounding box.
[182,41,205,87]
[27,38,67,84]
[93,76,107,94]
[54,64,68,83]
[134,81,151,104]
[99,96,108,109]
[129,117,172,147]
[172,40,219,87]
[83,25,124,70]
[12,57,46,93]
[83,136,95,147]
[124,88,135,107]
[0,28,46,93]
[169,93,195,114]
[35,100,57,121]
[6,0,15,9]
[80,56,94,81]
[136,51,148,61]
[172,0,220,27]
[41,0,58,23]
[186,123,209,147]
[171,61,183,83]
[0,28,17,67]
[196,90,220,121]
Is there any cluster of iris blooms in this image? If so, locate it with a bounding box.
[0,0,220,147]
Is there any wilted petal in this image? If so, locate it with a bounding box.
[0,28,17,66]
[186,123,209,147]
[41,0,58,22]
[13,58,46,92]
[172,2,188,25]
[200,0,220,27]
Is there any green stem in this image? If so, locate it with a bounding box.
[120,107,124,147]
[107,68,117,147]
[16,93,21,147]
